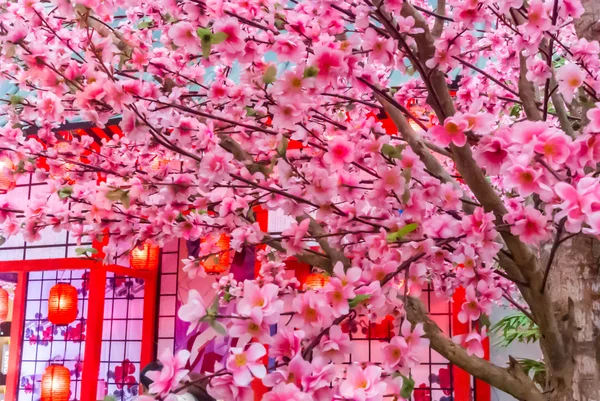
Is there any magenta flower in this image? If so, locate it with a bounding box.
[428,117,468,147]
[339,364,386,401]
[316,325,351,363]
[145,349,190,397]
[225,343,267,386]
[236,281,283,325]
[556,63,585,103]
[454,328,487,358]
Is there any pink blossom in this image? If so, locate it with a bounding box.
[428,117,468,147]
[525,57,552,85]
[270,328,305,360]
[182,257,207,279]
[454,328,487,358]
[339,365,386,401]
[316,324,351,363]
[586,103,600,133]
[168,22,201,53]
[362,28,395,65]
[212,17,246,54]
[554,178,600,232]
[272,36,306,64]
[325,263,360,317]
[583,212,600,236]
[508,206,550,244]
[556,63,585,103]
[521,0,551,37]
[237,281,283,324]
[292,292,333,334]
[178,289,207,326]
[323,136,355,169]
[382,335,407,371]
[207,363,254,401]
[145,349,190,396]
[282,218,310,256]
[505,164,542,196]
[458,285,485,323]
[473,135,509,175]
[533,131,572,166]
[263,383,313,401]
[226,343,267,386]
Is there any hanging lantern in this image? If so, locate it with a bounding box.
[0,156,16,194]
[129,242,160,270]
[0,288,8,322]
[304,272,330,290]
[41,365,71,401]
[202,234,231,275]
[406,98,432,132]
[48,283,78,325]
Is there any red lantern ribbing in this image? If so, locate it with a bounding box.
[41,365,71,401]
[129,242,160,270]
[0,156,16,193]
[202,235,231,275]
[48,283,78,325]
[0,288,8,322]
[304,273,330,290]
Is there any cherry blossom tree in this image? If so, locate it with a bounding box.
[0,0,599,400]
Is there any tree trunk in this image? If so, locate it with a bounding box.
[545,235,600,401]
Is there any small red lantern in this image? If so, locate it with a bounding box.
[130,242,160,270]
[41,365,71,401]
[304,272,330,290]
[202,234,231,275]
[0,288,8,322]
[48,283,78,325]
[0,156,16,194]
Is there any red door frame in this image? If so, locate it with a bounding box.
[0,258,158,401]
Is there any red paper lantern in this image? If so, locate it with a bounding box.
[41,365,71,401]
[130,242,160,270]
[48,283,78,325]
[0,156,16,194]
[0,288,8,322]
[202,235,231,275]
[304,273,330,290]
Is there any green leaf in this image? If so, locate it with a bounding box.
[75,247,98,255]
[211,31,228,44]
[277,136,288,156]
[401,168,412,203]
[137,18,154,29]
[263,65,278,84]
[400,374,415,399]
[105,189,130,208]
[381,143,405,159]
[509,105,522,117]
[479,313,492,330]
[103,396,116,401]
[209,319,227,336]
[303,66,319,78]
[201,40,212,59]
[386,223,418,242]
[348,294,371,308]
[197,28,212,40]
[9,95,23,105]
[490,312,539,347]
[57,186,73,199]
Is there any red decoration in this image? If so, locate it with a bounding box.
[48,283,78,325]
[130,243,160,270]
[304,272,330,290]
[0,156,16,193]
[202,235,231,275]
[41,365,71,401]
[0,288,8,321]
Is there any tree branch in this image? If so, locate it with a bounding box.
[404,296,545,401]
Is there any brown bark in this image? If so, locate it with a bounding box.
[574,0,600,42]
[545,235,600,401]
